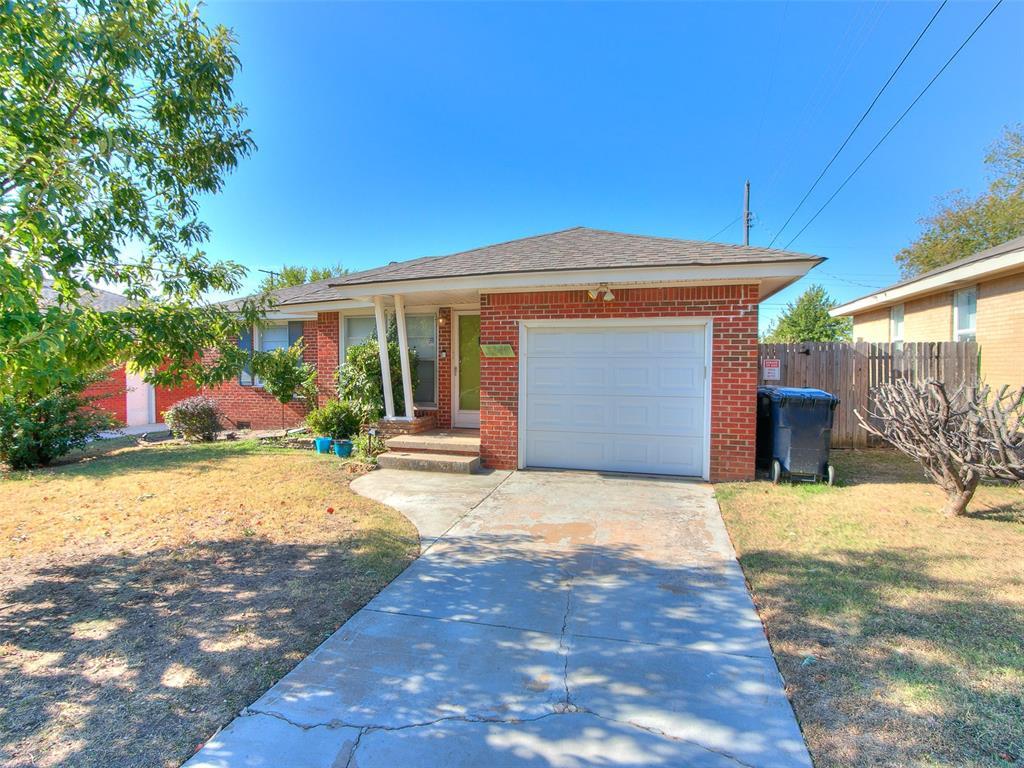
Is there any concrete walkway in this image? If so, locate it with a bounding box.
[185,470,810,768]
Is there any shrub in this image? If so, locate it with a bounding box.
[0,371,121,469]
[164,396,222,442]
[352,430,388,462]
[337,338,418,420]
[306,399,367,440]
[250,341,318,428]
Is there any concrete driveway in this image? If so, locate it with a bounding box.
[185,470,810,768]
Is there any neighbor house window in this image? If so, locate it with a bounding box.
[889,304,904,346]
[953,287,977,342]
[340,313,438,408]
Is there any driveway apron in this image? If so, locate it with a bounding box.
[185,470,811,768]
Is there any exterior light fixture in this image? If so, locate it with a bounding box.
[587,287,601,300]
[588,284,615,301]
[602,287,615,301]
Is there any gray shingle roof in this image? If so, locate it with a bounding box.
[40,278,131,312]
[256,227,821,308]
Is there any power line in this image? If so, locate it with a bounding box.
[768,0,948,247]
[785,0,1004,249]
[706,215,741,241]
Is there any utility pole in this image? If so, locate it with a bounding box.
[743,180,751,246]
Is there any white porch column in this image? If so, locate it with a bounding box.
[393,295,416,419]
[372,296,395,419]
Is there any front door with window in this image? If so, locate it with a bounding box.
[452,313,480,428]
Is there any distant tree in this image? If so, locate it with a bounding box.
[259,264,348,293]
[762,285,852,343]
[896,124,1024,278]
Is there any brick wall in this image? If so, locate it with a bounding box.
[852,307,890,342]
[478,285,760,481]
[904,291,952,340]
[437,307,452,428]
[84,366,127,424]
[206,315,337,430]
[977,271,1024,390]
[155,378,199,421]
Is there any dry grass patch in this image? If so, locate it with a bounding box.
[717,449,1024,768]
[0,440,418,768]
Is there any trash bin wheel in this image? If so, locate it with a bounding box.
[770,459,783,485]
[826,463,836,487]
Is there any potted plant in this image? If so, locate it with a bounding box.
[306,400,365,456]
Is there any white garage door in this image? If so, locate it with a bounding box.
[522,324,707,476]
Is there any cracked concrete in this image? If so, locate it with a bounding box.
[184,470,811,768]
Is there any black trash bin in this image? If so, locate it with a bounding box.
[756,386,839,485]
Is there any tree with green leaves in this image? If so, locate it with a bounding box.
[258,264,349,293]
[1,0,263,406]
[896,124,1024,277]
[762,284,852,343]
[251,341,317,429]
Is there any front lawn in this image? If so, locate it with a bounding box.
[0,440,418,768]
[717,449,1024,768]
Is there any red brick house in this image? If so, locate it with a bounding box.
[211,228,822,481]
[41,279,199,426]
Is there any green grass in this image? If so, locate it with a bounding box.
[717,449,1024,768]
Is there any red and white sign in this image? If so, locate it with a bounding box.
[761,358,781,381]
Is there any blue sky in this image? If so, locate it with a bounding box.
[198,0,1023,330]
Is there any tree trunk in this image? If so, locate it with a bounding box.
[942,477,979,517]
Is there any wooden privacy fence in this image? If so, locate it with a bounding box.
[757,341,980,448]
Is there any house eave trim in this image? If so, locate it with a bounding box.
[830,249,1024,317]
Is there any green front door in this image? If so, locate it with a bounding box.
[455,313,480,427]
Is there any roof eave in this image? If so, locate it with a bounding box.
[830,247,1024,317]
[273,259,824,307]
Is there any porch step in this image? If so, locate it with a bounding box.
[385,430,480,455]
[377,451,481,474]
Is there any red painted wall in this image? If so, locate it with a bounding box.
[83,367,128,424]
[478,286,760,481]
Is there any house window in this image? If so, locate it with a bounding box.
[407,314,437,407]
[889,304,904,345]
[341,313,438,408]
[238,321,304,387]
[953,287,977,342]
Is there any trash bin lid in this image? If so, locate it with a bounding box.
[757,386,838,403]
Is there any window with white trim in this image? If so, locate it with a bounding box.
[238,321,304,387]
[340,313,438,408]
[953,287,977,342]
[889,304,904,346]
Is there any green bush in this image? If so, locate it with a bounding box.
[0,371,121,469]
[251,341,317,405]
[352,431,388,462]
[306,399,366,440]
[337,335,418,420]
[164,395,222,442]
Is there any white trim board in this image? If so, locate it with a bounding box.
[830,248,1024,317]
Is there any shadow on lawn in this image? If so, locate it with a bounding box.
[738,546,1024,767]
[0,529,415,768]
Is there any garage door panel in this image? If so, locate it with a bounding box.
[526,395,704,437]
[527,431,703,476]
[528,357,701,398]
[524,325,707,477]
[529,327,704,359]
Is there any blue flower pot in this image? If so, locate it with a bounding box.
[314,437,333,454]
[333,439,353,458]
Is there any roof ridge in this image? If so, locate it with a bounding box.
[579,226,807,254]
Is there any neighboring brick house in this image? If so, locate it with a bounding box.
[211,227,821,481]
[830,236,1024,390]
[40,279,197,426]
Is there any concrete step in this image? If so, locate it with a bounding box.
[385,431,480,455]
[377,451,481,474]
